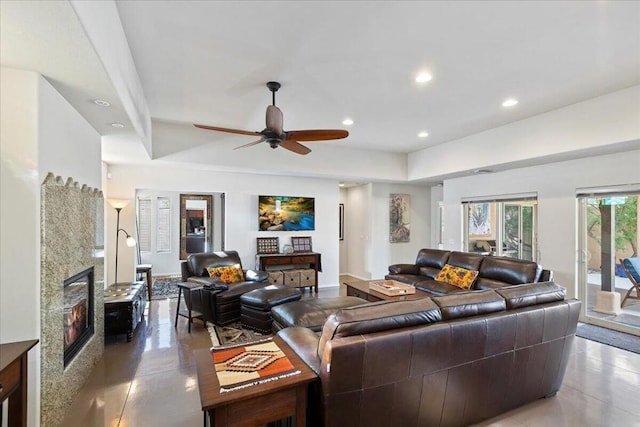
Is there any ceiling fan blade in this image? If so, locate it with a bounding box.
[194,124,262,137]
[279,140,311,155]
[234,138,265,150]
[266,105,283,135]
[285,129,349,141]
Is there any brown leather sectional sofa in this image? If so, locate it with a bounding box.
[386,248,553,295]
[278,281,580,426]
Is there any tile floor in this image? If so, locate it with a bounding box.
[61,278,640,426]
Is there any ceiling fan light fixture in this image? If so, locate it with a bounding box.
[342,118,354,126]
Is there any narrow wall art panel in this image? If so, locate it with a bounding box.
[390,193,411,243]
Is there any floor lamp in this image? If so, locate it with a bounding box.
[107,199,136,284]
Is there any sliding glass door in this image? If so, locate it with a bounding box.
[577,188,640,333]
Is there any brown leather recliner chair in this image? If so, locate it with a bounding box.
[180,251,269,325]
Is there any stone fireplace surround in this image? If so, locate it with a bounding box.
[40,173,105,427]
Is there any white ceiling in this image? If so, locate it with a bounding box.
[115,1,640,153]
[2,1,639,180]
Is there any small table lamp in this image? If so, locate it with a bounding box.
[108,198,136,284]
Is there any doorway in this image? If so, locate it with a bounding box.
[180,194,212,259]
[577,189,640,334]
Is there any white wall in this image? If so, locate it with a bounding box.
[370,183,431,279]
[344,183,430,279]
[0,67,102,427]
[106,164,341,286]
[442,149,640,300]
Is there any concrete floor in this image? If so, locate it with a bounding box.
[61,279,640,426]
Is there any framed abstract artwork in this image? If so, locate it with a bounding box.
[389,194,410,243]
[468,203,494,238]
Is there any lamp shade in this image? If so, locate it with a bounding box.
[125,236,136,247]
[107,198,130,209]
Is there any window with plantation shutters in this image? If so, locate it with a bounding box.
[157,197,171,252]
[137,198,152,253]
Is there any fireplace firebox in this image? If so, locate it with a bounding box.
[63,267,94,367]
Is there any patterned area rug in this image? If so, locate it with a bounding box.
[150,276,181,300]
[208,321,273,348]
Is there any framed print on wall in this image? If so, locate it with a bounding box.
[468,202,495,238]
[390,194,410,243]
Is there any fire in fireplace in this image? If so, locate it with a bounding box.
[63,266,94,367]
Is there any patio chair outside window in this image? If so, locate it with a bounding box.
[620,257,640,307]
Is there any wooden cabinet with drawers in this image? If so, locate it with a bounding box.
[257,252,321,293]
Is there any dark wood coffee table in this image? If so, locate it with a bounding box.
[344,279,432,302]
[195,336,318,427]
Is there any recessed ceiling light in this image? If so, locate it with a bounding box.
[502,98,518,107]
[418,131,429,138]
[93,99,110,107]
[415,72,433,83]
[471,169,494,174]
[342,118,354,126]
[339,183,345,187]
[110,123,125,128]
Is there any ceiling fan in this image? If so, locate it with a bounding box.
[194,82,349,155]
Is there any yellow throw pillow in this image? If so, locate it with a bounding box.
[435,264,479,289]
[207,264,244,284]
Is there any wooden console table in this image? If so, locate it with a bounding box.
[0,339,39,427]
[257,252,321,293]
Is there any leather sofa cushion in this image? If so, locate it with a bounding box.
[271,297,367,332]
[477,256,541,286]
[496,281,566,309]
[418,266,442,279]
[387,264,419,275]
[215,281,269,303]
[415,278,469,296]
[187,251,243,277]
[447,251,484,271]
[415,248,451,269]
[384,273,428,286]
[318,298,441,357]
[432,290,506,320]
[277,327,322,375]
